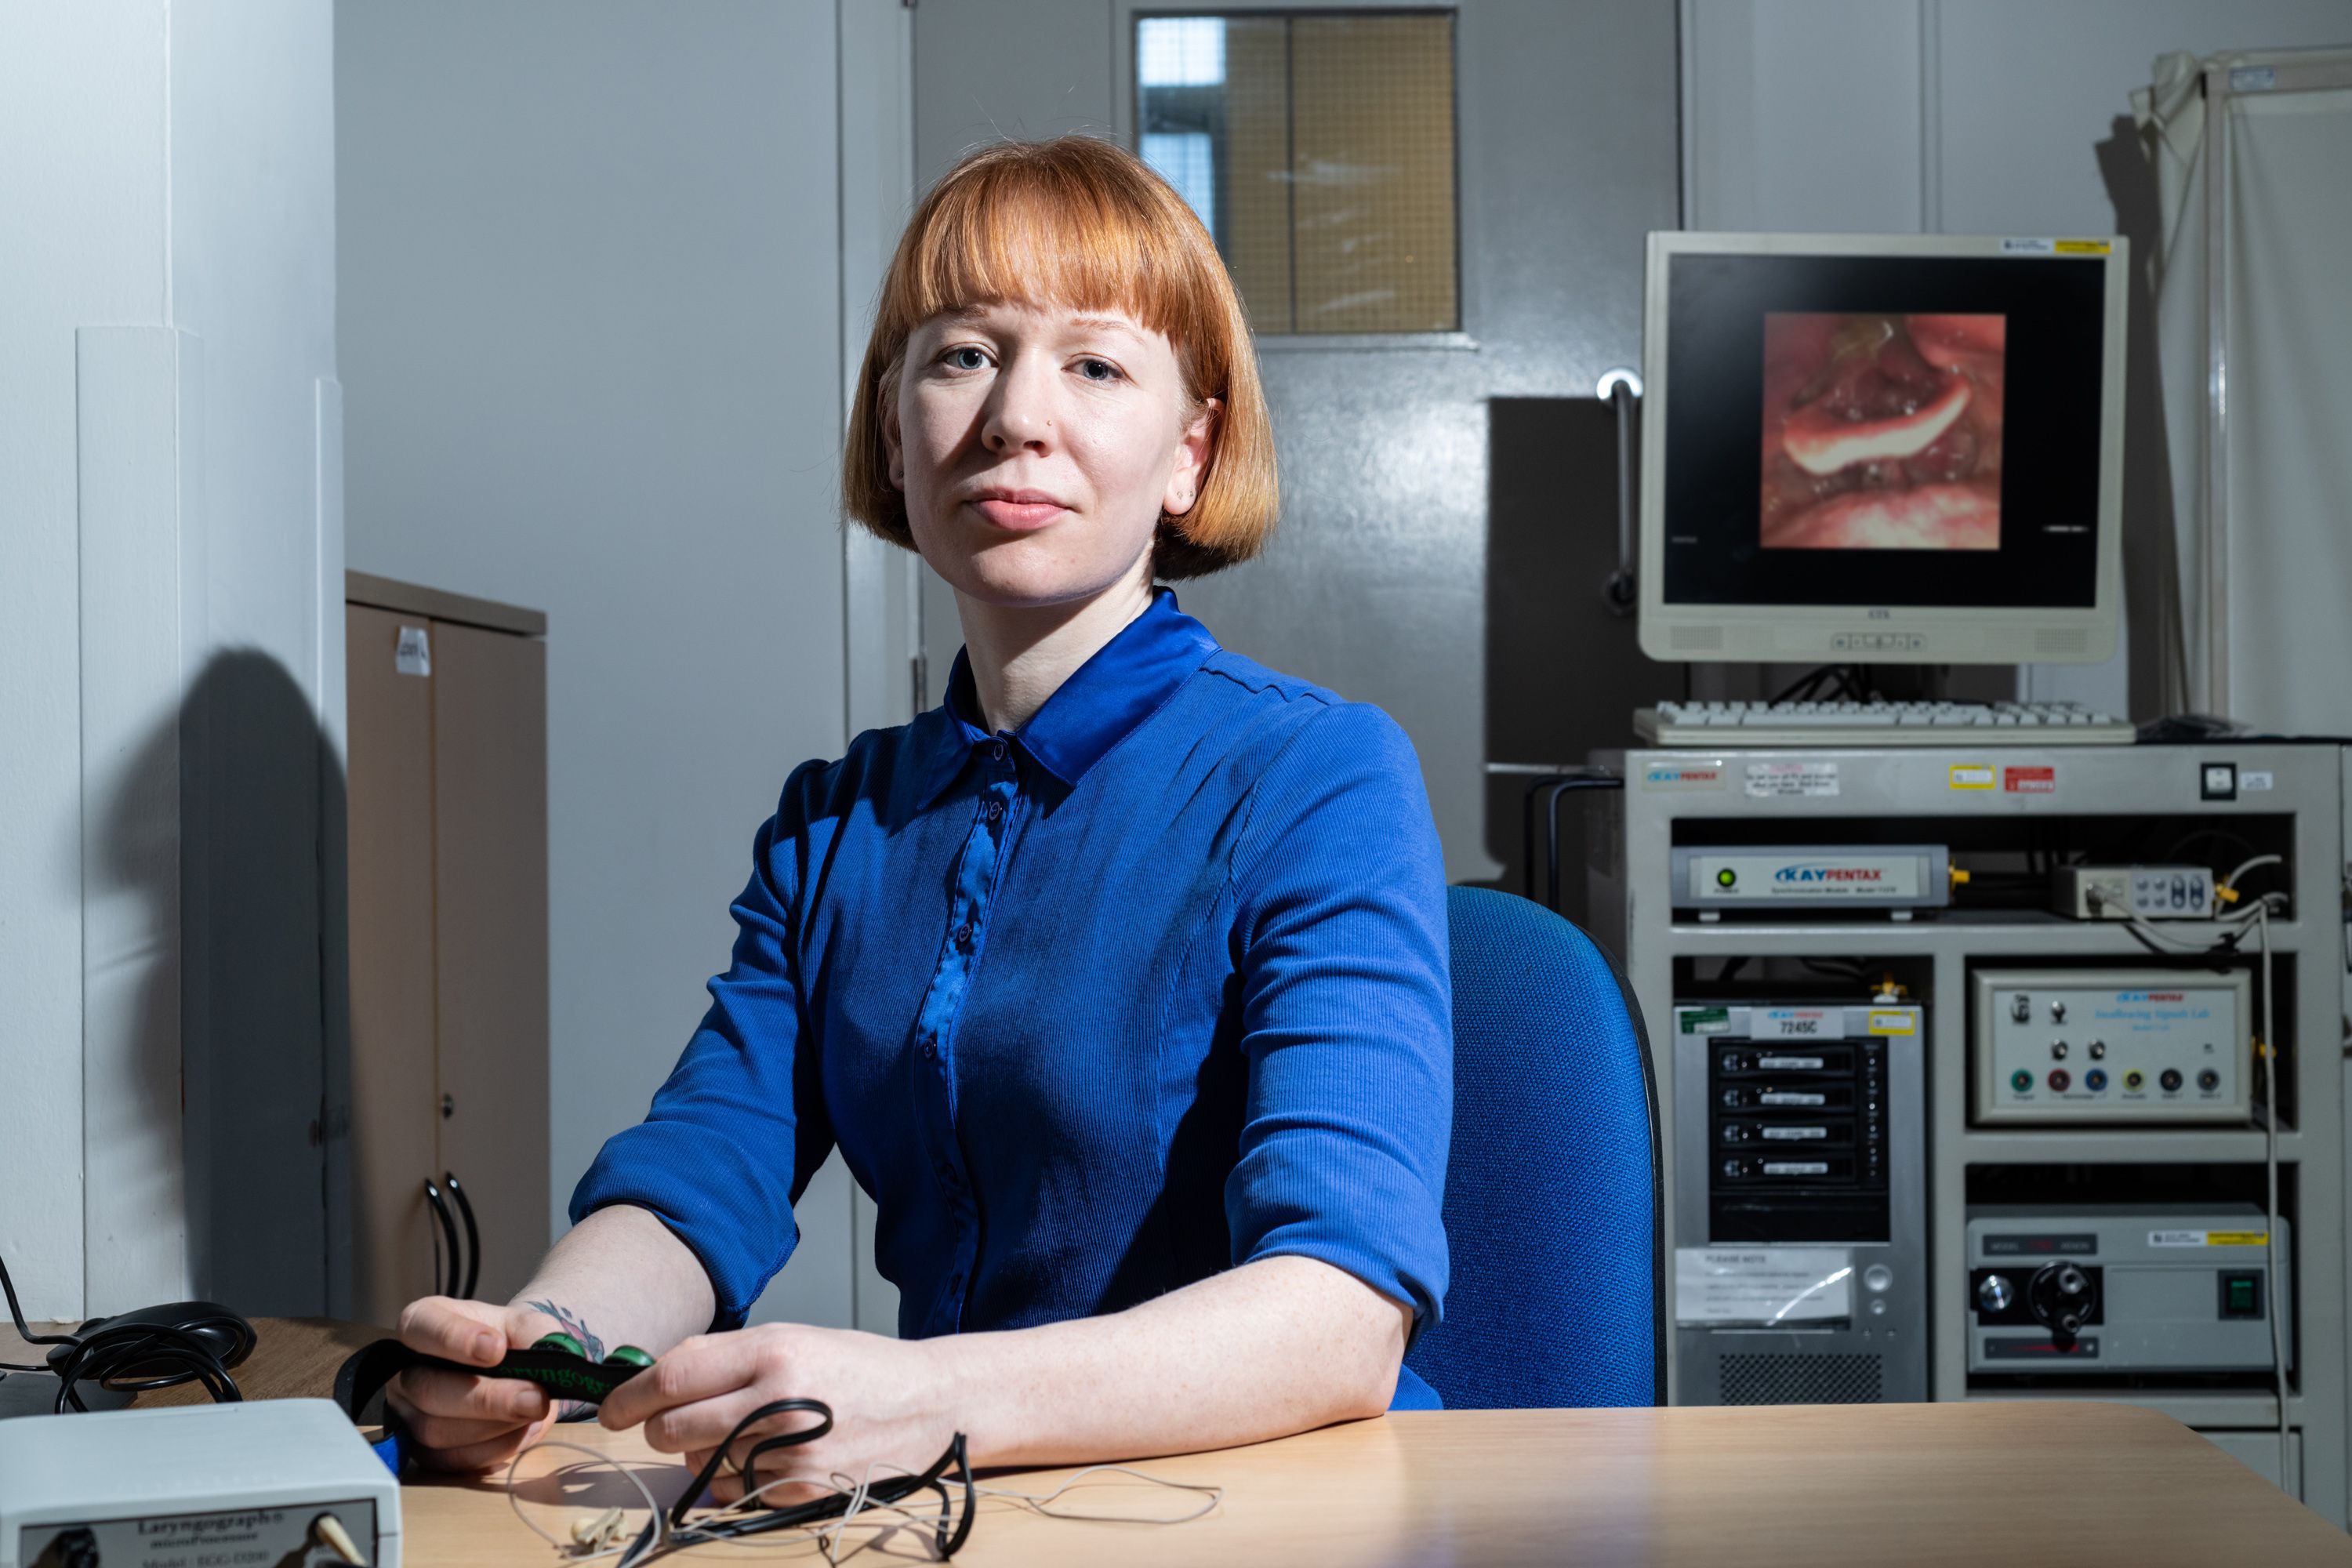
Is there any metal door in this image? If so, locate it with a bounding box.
[910,0,1683,887]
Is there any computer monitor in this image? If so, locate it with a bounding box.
[1635,231,2128,665]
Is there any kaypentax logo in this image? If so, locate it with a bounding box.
[2117,991,2186,1002]
[1773,864,1884,884]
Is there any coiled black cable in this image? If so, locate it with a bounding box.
[0,1250,252,1414]
[612,1398,975,1566]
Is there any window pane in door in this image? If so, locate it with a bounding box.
[1135,11,1457,335]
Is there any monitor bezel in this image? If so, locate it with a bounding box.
[1635,230,2129,666]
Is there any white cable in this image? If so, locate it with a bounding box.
[504,1440,668,1563]
[2220,852,2283,891]
[975,1465,1226,1523]
[504,1444,1223,1566]
[2258,900,2288,1493]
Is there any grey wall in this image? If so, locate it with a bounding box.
[336,0,857,1327]
[910,0,1684,885]
[0,0,343,1317]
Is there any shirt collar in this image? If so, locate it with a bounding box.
[913,588,1220,808]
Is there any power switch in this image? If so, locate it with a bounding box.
[2219,1270,2264,1320]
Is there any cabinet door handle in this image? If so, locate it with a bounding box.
[443,1170,483,1301]
[441,1093,456,1120]
[423,1177,462,1298]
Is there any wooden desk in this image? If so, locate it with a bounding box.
[8,1319,2347,1564]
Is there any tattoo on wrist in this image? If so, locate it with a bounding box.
[524,1298,606,1422]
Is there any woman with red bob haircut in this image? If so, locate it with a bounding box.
[387,136,1452,1491]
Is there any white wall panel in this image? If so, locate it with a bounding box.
[1,0,339,1319]
[336,0,857,1328]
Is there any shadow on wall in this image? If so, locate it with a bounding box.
[102,649,348,1317]
[1479,397,1682,928]
[2096,114,2190,720]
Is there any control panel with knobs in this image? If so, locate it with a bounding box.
[1973,968,2251,1125]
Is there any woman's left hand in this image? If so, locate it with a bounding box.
[597,1322,962,1504]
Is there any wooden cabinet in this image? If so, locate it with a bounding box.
[345,574,549,1327]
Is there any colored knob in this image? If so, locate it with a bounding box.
[2009,1069,2033,1093]
[2124,1069,2145,1091]
[2047,1068,2071,1092]
[2085,1069,2108,1091]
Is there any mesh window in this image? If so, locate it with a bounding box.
[1136,11,1459,335]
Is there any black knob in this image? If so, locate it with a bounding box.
[2056,1265,2089,1297]
[2160,1069,2183,1093]
[2198,1068,2221,1092]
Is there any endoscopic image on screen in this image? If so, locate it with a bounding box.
[1759,312,2005,550]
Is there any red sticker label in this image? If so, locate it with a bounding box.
[2004,766,2056,793]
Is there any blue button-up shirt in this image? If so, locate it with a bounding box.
[572,590,1451,1405]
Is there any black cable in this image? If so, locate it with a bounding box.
[615,1399,975,1566]
[445,1171,482,1301]
[1518,771,1621,909]
[0,1250,250,1413]
[424,1178,462,1299]
[667,1398,836,1532]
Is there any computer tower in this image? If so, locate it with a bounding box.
[1672,1001,1928,1404]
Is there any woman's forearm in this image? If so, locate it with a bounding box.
[508,1203,717,1357]
[936,1254,1411,1467]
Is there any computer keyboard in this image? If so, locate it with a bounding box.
[1635,699,2136,747]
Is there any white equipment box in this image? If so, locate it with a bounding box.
[1966,1205,2289,1374]
[1670,844,1951,912]
[2052,864,2217,920]
[0,1399,399,1568]
[1973,967,2252,1125]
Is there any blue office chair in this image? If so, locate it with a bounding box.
[1403,886,1663,1408]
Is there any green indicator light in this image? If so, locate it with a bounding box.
[1716,868,1737,887]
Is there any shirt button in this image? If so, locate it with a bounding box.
[954,923,974,949]
[989,740,1007,762]
[985,800,1004,821]
[920,1038,938,1060]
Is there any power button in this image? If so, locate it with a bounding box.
[1863,1264,1893,1293]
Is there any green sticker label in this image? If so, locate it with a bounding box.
[1680,1007,1731,1035]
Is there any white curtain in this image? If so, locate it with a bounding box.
[2134,48,2352,732]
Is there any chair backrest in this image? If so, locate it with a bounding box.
[1404,885,1662,1408]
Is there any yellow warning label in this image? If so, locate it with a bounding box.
[1867,1011,1916,1036]
[1949,763,1995,789]
[2055,238,2113,254]
[2208,1232,2268,1247]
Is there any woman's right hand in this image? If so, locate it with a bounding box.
[386,1296,561,1472]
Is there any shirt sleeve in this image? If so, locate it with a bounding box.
[1224,701,1452,1332]
[568,762,837,1328]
